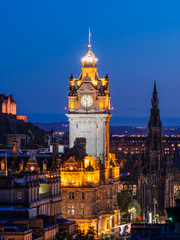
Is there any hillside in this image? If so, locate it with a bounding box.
[0,113,46,145]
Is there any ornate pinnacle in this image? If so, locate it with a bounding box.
[151,80,159,109]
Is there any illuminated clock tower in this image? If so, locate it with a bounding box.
[67,33,111,162]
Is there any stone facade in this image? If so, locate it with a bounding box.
[61,143,120,235]
[62,39,120,236]
[67,42,110,163]
[67,114,110,161]
[0,171,61,239]
[0,171,62,217]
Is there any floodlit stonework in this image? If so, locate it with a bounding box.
[68,114,110,161]
[62,34,120,237]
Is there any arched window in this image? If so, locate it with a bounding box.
[106,219,110,229]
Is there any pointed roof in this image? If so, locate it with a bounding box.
[151,80,159,109]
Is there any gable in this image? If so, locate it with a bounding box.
[65,156,77,164]
[78,82,96,93]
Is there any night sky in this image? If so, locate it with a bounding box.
[1,0,180,125]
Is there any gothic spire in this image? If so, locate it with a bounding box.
[151,80,159,109]
[148,81,162,167]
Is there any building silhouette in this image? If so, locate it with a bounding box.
[137,82,174,215]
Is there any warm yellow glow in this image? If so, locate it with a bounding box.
[69,100,75,109]
[85,159,89,167]
[81,49,98,64]
[87,177,91,181]
[77,80,81,86]
[99,101,104,109]
[1,162,5,171]
[84,156,94,168]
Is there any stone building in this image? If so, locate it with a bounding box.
[61,138,120,235]
[0,93,27,122]
[0,94,16,115]
[67,38,110,161]
[0,171,61,239]
[61,34,120,236]
[0,226,33,240]
[137,82,174,215]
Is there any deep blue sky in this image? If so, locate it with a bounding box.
[1,0,180,125]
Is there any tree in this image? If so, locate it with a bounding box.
[117,190,133,216]
[56,231,73,240]
[85,226,96,240]
[56,226,96,240]
[128,199,141,219]
[175,190,180,200]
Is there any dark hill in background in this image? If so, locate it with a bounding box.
[34,121,180,136]
[34,122,69,132]
[0,114,46,145]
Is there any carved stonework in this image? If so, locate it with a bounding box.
[138,82,174,215]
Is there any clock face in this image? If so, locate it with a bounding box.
[81,95,93,107]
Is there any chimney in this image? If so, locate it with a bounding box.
[74,137,86,151]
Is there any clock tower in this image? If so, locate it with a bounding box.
[66,34,111,162]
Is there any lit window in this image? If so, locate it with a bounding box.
[17,191,22,200]
[68,206,71,215]
[72,206,75,215]
[132,185,137,196]
[106,219,110,229]
[68,206,75,215]
[120,185,123,191]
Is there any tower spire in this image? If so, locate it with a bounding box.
[88,28,91,49]
[81,29,97,66]
[151,80,159,109]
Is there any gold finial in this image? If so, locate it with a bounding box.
[88,28,91,49]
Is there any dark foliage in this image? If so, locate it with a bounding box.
[56,225,96,240]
